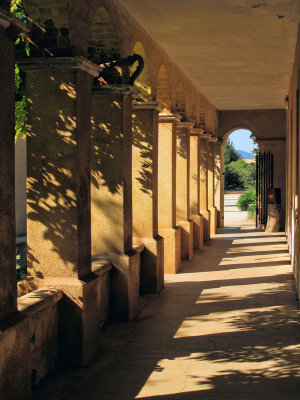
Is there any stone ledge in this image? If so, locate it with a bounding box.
[0,9,29,34]
[92,259,112,276]
[18,287,63,315]
[18,56,101,77]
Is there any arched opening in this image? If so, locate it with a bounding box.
[223,129,258,228]
[88,7,120,64]
[131,42,151,100]
[157,65,171,111]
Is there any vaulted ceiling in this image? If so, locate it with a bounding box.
[119,0,300,110]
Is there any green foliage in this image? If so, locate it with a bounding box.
[237,190,256,220]
[10,0,26,21]
[237,189,256,211]
[11,1,29,141]
[224,139,240,165]
[14,64,27,141]
[247,202,256,220]
[225,159,256,190]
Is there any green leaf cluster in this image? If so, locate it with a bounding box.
[237,189,256,220]
[11,1,29,142]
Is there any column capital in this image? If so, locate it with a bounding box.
[190,127,204,136]
[0,8,29,36]
[159,112,181,123]
[199,132,212,140]
[177,121,194,130]
[133,100,164,112]
[92,84,139,98]
[18,56,101,77]
[208,136,218,143]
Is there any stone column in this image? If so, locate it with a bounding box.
[190,129,204,250]
[158,113,181,273]
[208,138,218,235]
[199,132,211,241]
[176,122,194,259]
[0,10,31,400]
[132,101,164,293]
[22,57,105,367]
[91,85,140,321]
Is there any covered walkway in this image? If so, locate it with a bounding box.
[33,202,300,400]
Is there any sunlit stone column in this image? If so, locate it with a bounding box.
[132,101,164,293]
[199,132,211,241]
[91,85,140,321]
[158,113,181,273]
[190,129,203,250]
[213,140,224,228]
[208,138,218,235]
[0,10,31,400]
[23,57,105,366]
[176,122,194,259]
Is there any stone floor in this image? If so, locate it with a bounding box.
[33,195,300,399]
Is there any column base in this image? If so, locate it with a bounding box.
[109,250,141,322]
[191,214,204,250]
[159,226,181,274]
[209,206,217,235]
[178,220,193,260]
[0,312,31,400]
[201,209,211,242]
[138,236,164,294]
[41,265,111,367]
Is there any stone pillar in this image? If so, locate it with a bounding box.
[158,114,181,273]
[208,138,218,235]
[22,57,105,367]
[0,10,31,400]
[91,85,140,321]
[190,129,203,249]
[199,133,211,241]
[213,140,223,228]
[176,122,194,259]
[132,101,164,293]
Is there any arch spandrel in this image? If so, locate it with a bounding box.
[173,79,186,119]
[157,64,172,112]
[88,6,120,64]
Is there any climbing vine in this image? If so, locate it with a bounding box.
[11,0,28,141]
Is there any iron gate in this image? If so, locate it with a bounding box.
[256,152,274,227]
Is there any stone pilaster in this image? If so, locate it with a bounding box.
[199,132,211,242]
[208,137,218,235]
[176,122,194,259]
[213,140,224,228]
[132,101,164,293]
[21,57,106,366]
[0,10,31,400]
[158,113,181,273]
[190,129,204,250]
[91,85,140,321]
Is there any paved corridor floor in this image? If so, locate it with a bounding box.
[34,223,300,399]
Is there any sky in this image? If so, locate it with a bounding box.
[227,129,257,153]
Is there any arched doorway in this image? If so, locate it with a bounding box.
[223,129,258,228]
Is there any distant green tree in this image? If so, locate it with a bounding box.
[224,139,240,165]
[225,159,256,190]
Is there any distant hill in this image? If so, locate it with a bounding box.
[237,150,254,159]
